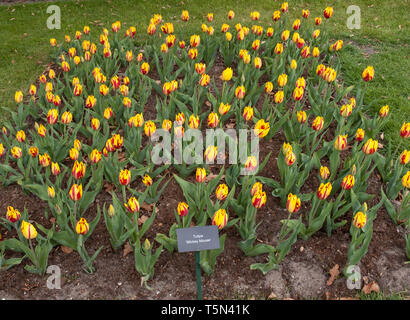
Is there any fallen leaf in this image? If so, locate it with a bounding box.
[362,281,380,294]
[123,242,133,257]
[61,246,73,254]
[104,182,114,193]
[138,215,148,225]
[141,202,154,212]
[49,217,56,224]
[327,264,340,286]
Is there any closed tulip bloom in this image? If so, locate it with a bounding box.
[228,10,235,20]
[362,138,378,155]
[61,111,73,124]
[175,112,185,126]
[72,161,86,180]
[285,151,296,166]
[28,146,38,158]
[334,135,348,151]
[29,84,37,96]
[379,105,389,118]
[15,91,23,103]
[177,202,189,217]
[320,166,330,180]
[278,74,288,87]
[281,30,290,41]
[312,116,324,131]
[6,206,21,223]
[199,74,210,87]
[250,11,260,20]
[293,86,304,101]
[235,85,245,99]
[293,19,301,30]
[266,27,274,37]
[11,146,22,159]
[302,9,310,18]
[400,150,410,165]
[119,169,131,186]
[341,174,355,190]
[221,23,230,33]
[322,67,337,82]
[188,48,198,60]
[221,67,233,81]
[216,184,229,201]
[272,10,281,21]
[274,91,284,104]
[294,110,306,124]
[212,208,228,229]
[50,38,57,46]
[160,43,168,53]
[122,97,132,108]
[196,168,206,183]
[218,102,231,116]
[16,130,26,143]
[144,120,157,137]
[91,118,100,131]
[400,122,410,138]
[254,119,270,138]
[237,29,245,41]
[265,82,273,93]
[189,114,200,129]
[108,204,115,217]
[48,186,55,199]
[69,148,79,161]
[315,17,322,25]
[45,109,58,125]
[85,95,96,109]
[356,128,365,142]
[51,162,60,176]
[274,43,283,54]
[204,145,218,162]
[62,61,70,72]
[162,119,172,131]
[353,211,367,229]
[69,184,82,201]
[281,2,288,12]
[90,149,102,164]
[282,142,292,155]
[207,13,213,22]
[324,7,334,19]
[242,52,251,64]
[181,10,189,21]
[243,106,254,121]
[21,220,37,240]
[312,47,320,57]
[125,197,140,213]
[195,63,206,75]
[254,57,262,69]
[147,23,156,35]
[402,171,410,188]
[312,29,320,40]
[225,32,232,41]
[75,218,89,235]
[340,104,352,118]
[251,182,263,197]
[73,139,82,151]
[317,182,332,200]
[208,112,219,128]
[174,126,184,138]
[0,143,4,157]
[245,156,258,172]
[287,193,301,213]
[252,190,267,209]
[190,34,200,48]
[102,107,113,120]
[362,66,375,82]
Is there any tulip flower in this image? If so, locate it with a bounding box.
[285,151,296,166]
[317,182,332,200]
[196,168,206,183]
[72,161,86,180]
[341,174,355,190]
[362,138,378,155]
[293,19,301,30]
[147,23,156,35]
[144,120,157,137]
[204,145,218,162]
[21,220,37,240]
[199,74,210,87]
[207,13,213,22]
[125,197,140,213]
[252,190,267,209]
[177,202,189,217]
[243,106,254,121]
[244,156,258,172]
[51,162,60,176]
[235,85,245,99]
[104,107,113,120]
[312,116,324,131]
[91,118,100,131]
[29,85,37,96]
[188,115,199,129]
[28,146,38,158]
[6,206,21,223]
[216,184,229,201]
[69,184,83,201]
[287,193,301,213]
[251,182,263,196]
[274,91,284,104]
[228,10,235,20]
[254,119,270,138]
[297,110,307,124]
[48,186,55,199]
[212,209,228,229]
[282,142,292,155]
[274,43,283,55]
[290,59,297,70]
[188,48,198,60]
[11,146,22,159]
[15,91,23,104]
[225,32,232,41]
[16,130,26,143]
[76,218,89,235]
[362,66,375,82]
[293,86,304,101]
[281,2,289,12]
[108,205,115,217]
[221,67,233,81]
[400,150,410,165]
[356,128,365,142]
[266,27,274,37]
[181,10,189,21]
[320,166,330,180]
[119,169,131,186]
[401,170,410,188]
[324,7,334,19]
[190,35,200,48]
[277,74,288,87]
[400,122,410,138]
[90,149,102,164]
[218,102,231,116]
[334,135,348,151]
[340,104,352,118]
[379,105,389,118]
[272,10,281,21]
[353,211,367,229]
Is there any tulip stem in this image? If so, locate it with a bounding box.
[279,211,293,241]
[122,185,127,204]
[28,238,40,271]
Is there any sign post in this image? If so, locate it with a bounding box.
[176,225,220,300]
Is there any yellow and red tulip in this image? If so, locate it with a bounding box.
[196,167,206,183]
[144,120,157,137]
[362,138,378,155]
[323,7,334,19]
[356,128,365,142]
[181,10,189,21]
[400,122,410,139]
[75,218,89,235]
[218,102,231,116]
[400,150,410,165]
[287,193,301,213]
[379,105,389,118]
[235,85,245,99]
[6,206,21,223]
[274,91,284,104]
[402,171,410,188]
[204,145,218,162]
[212,208,228,229]
[252,190,267,209]
[254,119,270,138]
[285,151,296,166]
[72,161,86,180]
[216,184,229,201]
[177,202,189,217]
[297,110,307,124]
[21,220,37,240]
[362,66,375,82]
[334,135,348,151]
[189,114,200,129]
[119,169,131,186]
[317,182,332,200]
[125,197,140,213]
[312,116,324,131]
[353,211,367,229]
[292,86,304,101]
[251,182,263,196]
[51,162,60,176]
[243,106,254,121]
[28,146,38,158]
[69,184,83,201]
[39,153,51,167]
[341,174,355,190]
[320,166,330,180]
[90,149,102,164]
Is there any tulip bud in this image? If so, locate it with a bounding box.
[251,182,263,196]
[125,197,140,213]
[400,122,410,139]
[353,211,367,229]
[51,162,60,176]
[285,151,296,166]
[212,209,228,229]
[69,184,83,201]
[379,105,389,118]
[177,202,189,217]
[48,186,55,199]
[215,184,229,201]
[144,120,157,137]
[244,156,258,172]
[204,145,218,162]
[320,166,330,180]
[196,168,206,183]
[287,193,301,213]
[356,128,365,142]
[119,169,131,186]
[400,150,410,165]
[312,116,324,131]
[6,206,21,223]
[362,66,375,82]
[243,106,254,121]
[21,220,37,239]
[252,190,267,209]
[362,138,378,155]
[317,182,332,200]
[221,67,233,81]
[341,174,355,190]
[76,218,89,235]
[108,204,115,217]
[402,171,410,189]
[334,135,348,151]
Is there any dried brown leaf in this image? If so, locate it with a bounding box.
[327,264,340,286]
[362,281,380,294]
[61,246,73,254]
[123,242,133,257]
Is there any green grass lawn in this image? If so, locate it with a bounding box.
[1,0,409,148]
